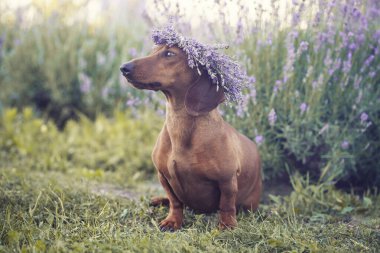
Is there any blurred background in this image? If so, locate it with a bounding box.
[0,0,379,190]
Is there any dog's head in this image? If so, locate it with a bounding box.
[120,45,225,115]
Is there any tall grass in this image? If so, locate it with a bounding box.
[0,0,379,188]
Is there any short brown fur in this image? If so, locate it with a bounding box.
[120,45,262,231]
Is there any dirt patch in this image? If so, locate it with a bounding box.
[92,180,292,204]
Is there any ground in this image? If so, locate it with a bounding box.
[0,167,379,253]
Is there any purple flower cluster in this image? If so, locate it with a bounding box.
[268,108,277,126]
[255,135,264,145]
[300,102,308,114]
[151,24,252,103]
[79,73,92,94]
[341,140,349,149]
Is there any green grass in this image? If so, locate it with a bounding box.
[1,167,379,253]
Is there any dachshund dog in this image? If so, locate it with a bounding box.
[120,45,262,231]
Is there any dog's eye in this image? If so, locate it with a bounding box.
[164,51,176,57]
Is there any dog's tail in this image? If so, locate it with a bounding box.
[149,196,170,207]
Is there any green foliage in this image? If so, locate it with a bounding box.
[0,1,379,187]
[0,107,163,183]
[224,28,380,186]
[0,2,148,127]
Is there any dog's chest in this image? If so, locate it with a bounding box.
[160,153,220,210]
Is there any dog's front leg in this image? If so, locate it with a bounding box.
[218,175,238,230]
[157,173,183,231]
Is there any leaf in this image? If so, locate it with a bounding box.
[340,206,354,215]
[267,238,284,248]
[363,197,372,208]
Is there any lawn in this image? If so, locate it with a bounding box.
[1,165,379,252]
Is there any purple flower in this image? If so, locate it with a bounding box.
[0,36,3,50]
[360,112,369,123]
[235,18,244,44]
[102,87,110,99]
[126,98,140,107]
[273,80,282,94]
[268,108,277,126]
[292,13,300,26]
[341,140,349,150]
[79,73,92,94]
[342,52,352,73]
[299,41,309,52]
[373,29,380,41]
[97,52,107,66]
[273,82,280,94]
[128,48,137,58]
[364,55,375,66]
[248,76,256,84]
[255,135,264,145]
[349,43,357,51]
[300,102,308,114]
[250,86,257,104]
[14,39,21,46]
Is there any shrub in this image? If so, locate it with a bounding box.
[0,107,163,182]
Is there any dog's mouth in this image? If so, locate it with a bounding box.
[124,75,162,90]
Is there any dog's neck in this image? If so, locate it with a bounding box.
[163,91,222,150]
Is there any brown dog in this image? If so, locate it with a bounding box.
[120,45,262,231]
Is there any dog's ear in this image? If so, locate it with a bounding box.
[185,73,225,116]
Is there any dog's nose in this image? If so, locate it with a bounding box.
[120,62,134,75]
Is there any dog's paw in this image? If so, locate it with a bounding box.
[159,217,182,232]
[218,221,237,230]
[218,211,237,230]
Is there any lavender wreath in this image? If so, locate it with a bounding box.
[151,24,251,103]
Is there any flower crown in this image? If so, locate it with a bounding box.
[151,24,251,103]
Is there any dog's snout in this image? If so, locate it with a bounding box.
[120,62,134,75]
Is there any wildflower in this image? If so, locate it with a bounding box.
[79,73,92,94]
[273,80,282,94]
[299,41,309,52]
[102,87,110,99]
[341,140,349,150]
[0,36,3,50]
[312,81,318,89]
[268,108,277,126]
[349,43,357,51]
[235,18,244,44]
[97,52,107,66]
[255,135,264,145]
[300,102,308,114]
[79,57,87,69]
[250,86,257,104]
[353,76,362,89]
[126,98,140,107]
[360,112,368,124]
[151,23,251,103]
[364,55,375,66]
[292,13,300,26]
[129,48,137,58]
[356,90,363,104]
[248,76,256,84]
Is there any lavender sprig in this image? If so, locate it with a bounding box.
[151,24,251,103]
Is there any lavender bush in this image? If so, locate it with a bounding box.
[0,0,379,188]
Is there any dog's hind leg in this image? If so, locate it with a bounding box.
[241,180,262,211]
[150,196,170,207]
